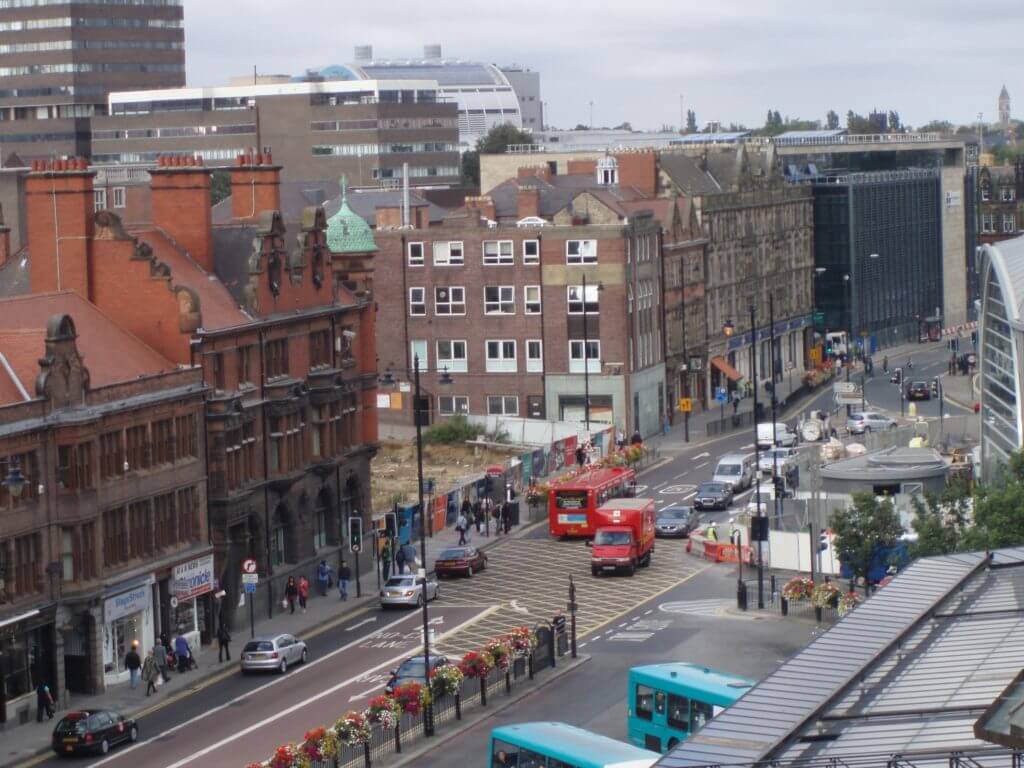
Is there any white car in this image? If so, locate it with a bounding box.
[379,575,439,609]
[759,447,797,475]
[848,411,898,434]
[241,634,308,674]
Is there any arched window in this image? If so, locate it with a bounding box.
[270,504,291,566]
[313,489,330,551]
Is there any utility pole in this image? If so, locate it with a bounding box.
[749,303,765,610]
[768,294,780,528]
[680,268,690,442]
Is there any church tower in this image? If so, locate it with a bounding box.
[999,85,1011,127]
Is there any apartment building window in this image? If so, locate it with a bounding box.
[13,533,41,597]
[982,214,995,233]
[408,242,425,266]
[112,186,126,208]
[436,340,468,372]
[434,286,465,315]
[269,413,304,474]
[569,340,601,374]
[61,528,76,582]
[410,340,428,370]
[99,431,123,480]
[129,500,153,559]
[151,418,174,465]
[265,338,289,379]
[310,329,332,368]
[487,396,519,415]
[526,339,544,373]
[154,493,177,549]
[93,188,107,212]
[409,287,426,316]
[103,507,127,566]
[523,240,540,264]
[210,351,225,389]
[177,487,199,543]
[57,442,94,491]
[1001,187,1015,202]
[438,395,469,415]
[486,340,517,373]
[433,241,464,266]
[567,284,600,314]
[484,286,515,314]
[981,186,991,202]
[566,239,597,264]
[175,413,197,459]
[483,240,514,265]
[81,523,96,581]
[524,285,542,314]
[1004,215,1017,233]
[237,345,254,386]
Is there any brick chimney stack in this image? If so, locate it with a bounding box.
[517,185,540,220]
[230,149,282,222]
[463,195,496,222]
[149,155,214,272]
[25,158,96,297]
[0,205,10,269]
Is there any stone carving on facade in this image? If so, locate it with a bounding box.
[35,314,91,408]
[93,210,131,240]
[175,286,202,332]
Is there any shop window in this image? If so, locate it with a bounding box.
[0,624,46,701]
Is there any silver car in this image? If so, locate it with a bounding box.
[379,575,439,609]
[240,633,308,674]
[759,447,797,475]
[848,411,898,435]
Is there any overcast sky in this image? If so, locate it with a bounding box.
[183,0,1016,132]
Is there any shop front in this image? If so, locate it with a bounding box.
[102,578,154,688]
[168,553,214,651]
[0,606,57,725]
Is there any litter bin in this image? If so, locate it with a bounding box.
[508,501,520,526]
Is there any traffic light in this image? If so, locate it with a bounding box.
[930,378,939,398]
[772,475,785,496]
[484,475,493,495]
[384,509,397,538]
[348,516,363,553]
[893,367,903,385]
[825,340,833,358]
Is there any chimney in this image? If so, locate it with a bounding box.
[517,186,540,220]
[149,155,214,272]
[0,206,10,269]
[613,150,657,196]
[517,165,552,183]
[25,158,95,296]
[464,195,496,222]
[230,150,281,222]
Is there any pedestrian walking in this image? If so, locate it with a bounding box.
[491,500,501,534]
[142,649,159,696]
[381,540,392,581]
[174,634,192,673]
[461,498,473,534]
[285,576,298,614]
[338,560,351,600]
[153,638,170,682]
[473,499,484,534]
[395,544,407,574]
[575,444,586,467]
[217,622,231,662]
[36,680,54,721]
[316,559,332,597]
[125,640,142,689]
[298,575,310,613]
[883,356,888,373]
[501,502,512,534]
[401,543,417,573]
[456,511,468,545]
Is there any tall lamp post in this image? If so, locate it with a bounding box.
[768,294,782,529]
[380,359,453,738]
[680,275,690,442]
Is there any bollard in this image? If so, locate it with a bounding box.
[395,724,401,754]
[781,596,788,616]
[528,652,535,680]
[506,670,512,695]
[737,580,748,611]
[770,574,777,603]
[363,742,372,768]
[814,606,822,623]
[480,676,488,707]
[455,692,462,720]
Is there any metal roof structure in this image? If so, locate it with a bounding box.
[674,132,750,145]
[818,446,949,482]
[658,548,1024,767]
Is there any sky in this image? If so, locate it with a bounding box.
[183,0,1018,132]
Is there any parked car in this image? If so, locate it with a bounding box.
[240,633,308,674]
[848,411,898,434]
[655,505,700,538]
[434,546,487,578]
[693,481,733,511]
[759,447,797,475]
[385,654,450,694]
[52,710,137,756]
[906,381,931,400]
[380,574,439,608]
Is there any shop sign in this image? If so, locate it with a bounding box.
[105,585,150,623]
[172,554,215,601]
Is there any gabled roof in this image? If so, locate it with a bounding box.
[0,291,174,404]
[484,173,650,221]
[658,153,723,196]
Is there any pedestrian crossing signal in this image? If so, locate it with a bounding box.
[349,517,363,553]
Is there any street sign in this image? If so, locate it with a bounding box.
[244,582,256,594]
[242,558,257,574]
[785,361,795,371]
[169,596,178,609]
[241,573,259,585]
[715,387,728,403]
[835,391,863,406]
[833,382,857,395]
[677,397,692,413]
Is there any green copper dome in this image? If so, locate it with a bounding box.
[326,176,377,254]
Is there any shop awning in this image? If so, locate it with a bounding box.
[711,356,743,382]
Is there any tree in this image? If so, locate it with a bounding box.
[910,479,972,558]
[614,121,633,131]
[461,151,480,188]
[830,492,904,591]
[211,170,231,206]
[970,452,1024,549]
[477,123,534,154]
[918,119,955,134]
[826,110,840,130]
[685,109,698,134]
[887,111,902,133]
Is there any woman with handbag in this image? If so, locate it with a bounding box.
[284,576,298,614]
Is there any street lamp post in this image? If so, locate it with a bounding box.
[582,274,592,433]
[768,294,781,529]
[680,275,690,443]
[0,458,27,499]
[747,304,765,610]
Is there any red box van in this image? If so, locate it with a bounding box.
[589,498,656,576]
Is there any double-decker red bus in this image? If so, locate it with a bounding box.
[548,466,637,538]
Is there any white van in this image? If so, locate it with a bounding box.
[757,422,798,449]
[712,452,756,491]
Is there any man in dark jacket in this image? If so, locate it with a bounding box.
[217,622,232,662]
[125,640,142,689]
[338,560,351,600]
[153,640,170,682]
[36,681,54,721]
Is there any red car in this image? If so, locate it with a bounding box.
[434,546,487,578]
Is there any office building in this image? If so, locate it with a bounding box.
[977,161,1023,244]
[0,0,185,161]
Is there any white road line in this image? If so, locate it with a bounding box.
[653,481,668,489]
[673,471,689,479]
[682,492,696,500]
[694,461,708,470]
[741,444,755,450]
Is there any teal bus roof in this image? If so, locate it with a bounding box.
[629,663,755,707]
[491,722,659,767]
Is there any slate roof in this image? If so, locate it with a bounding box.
[484,173,649,221]
[658,153,724,196]
[0,291,174,404]
[0,248,30,298]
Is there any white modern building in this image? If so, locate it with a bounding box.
[978,236,1024,480]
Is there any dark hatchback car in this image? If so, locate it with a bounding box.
[906,381,931,400]
[385,654,450,693]
[52,710,137,756]
[655,505,700,538]
[434,546,487,578]
[693,481,733,511]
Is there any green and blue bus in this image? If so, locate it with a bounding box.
[627,663,754,753]
[489,722,660,768]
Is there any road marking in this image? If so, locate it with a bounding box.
[659,484,696,496]
[643,609,653,615]
[673,471,689,479]
[659,599,731,616]
[653,481,668,489]
[608,631,654,642]
[693,452,711,460]
[741,444,754,450]
[633,484,648,494]
[346,617,376,631]
[348,685,381,702]
[682,492,696,500]
[509,600,530,615]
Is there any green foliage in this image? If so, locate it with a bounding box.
[826,110,840,130]
[422,415,486,445]
[685,109,698,134]
[971,452,1024,549]
[753,112,820,137]
[830,492,903,583]
[909,478,972,558]
[918,120,955,134]
[461,151,480,188]
[211,170,231,206]
[477,124,534,154]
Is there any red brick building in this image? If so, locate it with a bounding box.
[373,155,667,437]
[7,153,378,639]
[0,293,208,718]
